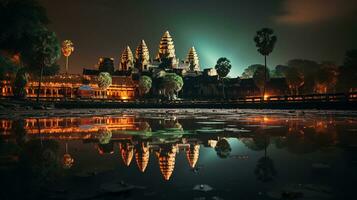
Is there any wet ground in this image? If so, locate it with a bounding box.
[0,109,357,200]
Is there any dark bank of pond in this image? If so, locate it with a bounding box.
[0,109,357,199]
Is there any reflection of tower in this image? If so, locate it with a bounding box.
[186,144,200,168]
[119,142,134,166]
[135,142,150,172]
[156,145,178,181]
[63,142,74,169]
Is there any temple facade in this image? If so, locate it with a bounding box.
[0,73,137,101]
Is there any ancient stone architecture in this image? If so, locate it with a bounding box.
[21,74,136,100]
[119,46,134,71]
[185,46,200,71]
[156,31,178,67]
[135,40,150,71]
[0,30,294,102]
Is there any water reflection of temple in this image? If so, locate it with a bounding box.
[0,114,354,181]
[114,141,200,180]
[0,116,137,136]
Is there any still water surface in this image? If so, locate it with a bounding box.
[0,109,357,200]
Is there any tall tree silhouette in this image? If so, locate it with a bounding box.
[25,27,60,102]
[254,28,277,99]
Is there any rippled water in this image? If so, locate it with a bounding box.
[0,109,357,200]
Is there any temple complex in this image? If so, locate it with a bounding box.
[0,30,293,101]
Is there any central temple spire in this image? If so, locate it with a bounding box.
[157,30,178,67]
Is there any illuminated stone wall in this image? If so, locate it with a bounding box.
[0,74,137,100]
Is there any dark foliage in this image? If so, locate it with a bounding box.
[98,57,115,74]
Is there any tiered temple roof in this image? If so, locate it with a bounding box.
[157,31,176,62]
[185,46,200,71]
[135,40,150,71]
[119,46,134,71]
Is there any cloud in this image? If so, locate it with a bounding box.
[275,0,357,25]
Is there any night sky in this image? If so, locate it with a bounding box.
[40,0,357,77]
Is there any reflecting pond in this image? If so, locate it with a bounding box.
[0,109,357,200]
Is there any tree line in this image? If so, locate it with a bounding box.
[241,50,357,95]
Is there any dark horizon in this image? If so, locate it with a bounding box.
[40,0,357,76]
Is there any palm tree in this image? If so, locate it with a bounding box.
[254,28,277,99]
[214,57,232,99]
[254,133,277,182]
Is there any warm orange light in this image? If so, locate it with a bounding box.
[264,94,269,100]
[263,116,270,122]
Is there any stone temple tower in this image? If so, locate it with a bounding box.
[185,46,200,71]
[156,30,178,68]
[135,40,150,71]
[119,46,134,71]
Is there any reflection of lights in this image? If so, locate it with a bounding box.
[63,153,74,169]
[264,94,269,100]
[208,140,217,148]
[263,116,269,122]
